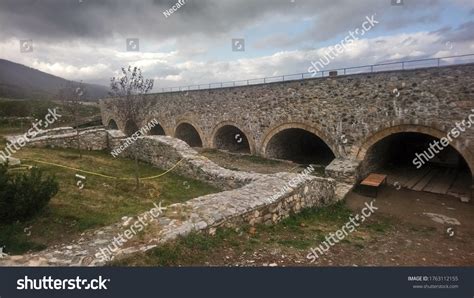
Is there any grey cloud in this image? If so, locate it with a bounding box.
[428,21,474,43]
[0,0,472,89]
[0,0,445,44]
[242,0,446,50]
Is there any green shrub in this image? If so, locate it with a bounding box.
[0,164,59,223]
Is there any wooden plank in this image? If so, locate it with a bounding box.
[412,169,439,191]
[425,168,456,194]
[448,171,471,198]
[387,166,415,187]
[361,173,387,187]
[405,168,430,189]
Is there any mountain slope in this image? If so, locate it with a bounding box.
[0,59,108,101]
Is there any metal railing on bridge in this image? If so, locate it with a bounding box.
[156,53,474,93]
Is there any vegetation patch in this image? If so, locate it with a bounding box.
[0,146,220,255]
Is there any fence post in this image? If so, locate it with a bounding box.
[370,65,373,72]
[301,73,304,79]
[264,78,266,83]
[402,62,405,70]
[247,80,249,85]
[282,75,285,81]
[437,58,440,67]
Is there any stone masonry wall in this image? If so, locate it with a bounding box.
[7,128,127,152]
[100,64,474,183]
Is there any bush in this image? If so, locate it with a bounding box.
[0,164,59,223]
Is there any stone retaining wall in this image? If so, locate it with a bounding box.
[7,128,128,153]
[128,136,265,190]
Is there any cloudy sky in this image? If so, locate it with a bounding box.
[0,0,473,90]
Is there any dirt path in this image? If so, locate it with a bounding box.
[196,148,326,175]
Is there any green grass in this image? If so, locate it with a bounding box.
[365,217,394,233]
[0,223,47,253]
[0,146,220,255]
[0,98,100,133]
[241,155,283,165]
[200,148,284,166]
[111,229,240,266]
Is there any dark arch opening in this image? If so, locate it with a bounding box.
[265,128,335,165]
[124,119,139,136]
[107,119,118,130]
[360,132,472,199]
[149,123,166,136]
[175,123,202,147]
[214,125,251,153]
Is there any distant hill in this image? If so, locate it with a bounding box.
[0,59,109,101]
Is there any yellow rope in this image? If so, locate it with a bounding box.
[139,159,185,180]
[22,158,185,181]
[7,166,30,171]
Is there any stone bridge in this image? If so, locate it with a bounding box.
[100,63,474,195]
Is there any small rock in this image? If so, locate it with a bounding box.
[423,212,461,225]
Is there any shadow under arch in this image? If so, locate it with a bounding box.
[211,121,255,154]
[107,119,119,130]
[174,121,203,147]
[356,125,473,199]
[124,119,139,136]
[356,124,473,176]
[261,122,337,165]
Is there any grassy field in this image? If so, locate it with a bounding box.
[0,98,100,135]
[0,143,220,255]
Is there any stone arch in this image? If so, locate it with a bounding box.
[261,122,337,164]
[107,119,119,130]
[123,119,139,136]
[149,123,166,136]
[140,116,172,136]
[174,121,203,147]
[211,121,255,154]
[356,124,474,182]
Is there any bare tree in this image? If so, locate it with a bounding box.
[58,81,87,158]
[109,66,154,189]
